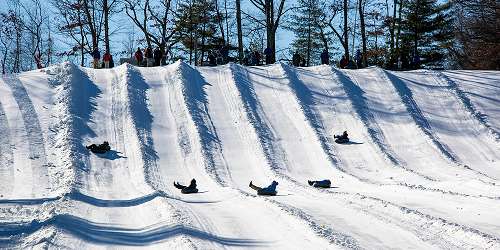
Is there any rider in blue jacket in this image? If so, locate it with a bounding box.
[249,180,278,196]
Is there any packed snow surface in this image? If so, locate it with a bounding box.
[1,61,499,249]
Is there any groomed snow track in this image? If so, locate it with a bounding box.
[0,62,499,249]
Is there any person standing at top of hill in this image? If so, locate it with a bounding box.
[292,52,301,67]
[264,47,273,64]
[153,47,162,66]
[254,50,261,66]
[91,47,100,69]
[134,47,143,66]
[145,47,154,67]
[340,55,348,69]
[103,51,112,68]
[320,49,329,65]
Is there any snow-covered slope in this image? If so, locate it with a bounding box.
[0,62,499,249]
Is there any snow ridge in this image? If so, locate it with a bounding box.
[230,64,289,171]
[333,68,400,165]
[437,71,500,141]
[383,70,460,163]
[47,62,100,194]
[280,64,341,169]
[177,62,230,185]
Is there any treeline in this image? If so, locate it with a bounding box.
[0,0,498,73]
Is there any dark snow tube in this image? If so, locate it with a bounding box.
[181,187,198,194]
[257,190,277,196]
[86,144,111,154]
[335,138,349,144]
[312,180,331,188]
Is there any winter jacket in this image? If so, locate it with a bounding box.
[258,181,278,196]
[174,179,198,194]
[91,49,100,60]
[135,50,144,62]
[320,51,329,65]
[309,179,331,188]
[103,53,112,62]
[264,47,272,56]
[145,48,153,59]
[86,141,110,154]
[153,49,162,60]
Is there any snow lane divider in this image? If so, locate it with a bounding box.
[383,70,460,163]
[4,76,49,193]
[438,72,500,141]
[333,68,400,166]
[229,64,288,171]
[122,65,160,191]
[279,64,342,169]
[47,62,101,194]
[335,68,440,181]
[176,62,229,185]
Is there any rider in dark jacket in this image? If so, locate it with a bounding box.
[334,131,349,143]
[308,179,331,188]
[249,180,278,196]
[86,141,111,154]
[174,179,199,194]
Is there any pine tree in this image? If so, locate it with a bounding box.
[175,0,224,65]
[399,0,453,68]
[287,0,325,66]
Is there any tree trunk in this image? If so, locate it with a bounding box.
[236,0,243,62]
[214,0,226,44]
[343,0,349,60]
[395,0,403,63]
[359,0,367,67]
[80,26,85,66]
[104,0,110,53]
[389,0,397,66]
[306,15,312,66]
[414,0,419,62]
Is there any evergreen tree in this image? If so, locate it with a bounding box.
[287,0,325,66]
[399,0,453,68]
[175,0,224,65]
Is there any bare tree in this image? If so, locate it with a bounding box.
[102,0,120,53]
[249,0,290,63]
[21,0,46,68]
[0,13,15,74]
[358,0,367,67]
[316,0,349,60]
[236,0,243,62]
[124,0,178,61]
[53,0,104,66]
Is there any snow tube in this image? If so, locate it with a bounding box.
[309,180,331,188]
[257,190,277,196]
[181,187,199,194]
[86,144,111,154]
[335,137,349,144]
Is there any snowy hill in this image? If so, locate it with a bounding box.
[0,61,499,249]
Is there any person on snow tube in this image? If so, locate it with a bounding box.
[308,179,331,188]
[86,141,111,154]
[174,178,199,194]
[334,131,349,144]
[249,180,278,196]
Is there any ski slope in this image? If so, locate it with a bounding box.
[0,62,499,249]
